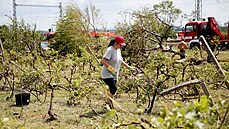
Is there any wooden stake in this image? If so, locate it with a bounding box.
[0,39,4,62]
[199,35,229,89]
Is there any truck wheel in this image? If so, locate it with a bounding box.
[220,46,227,51]
[219,42,229,51]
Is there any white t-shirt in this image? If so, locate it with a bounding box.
[101,46,123,81]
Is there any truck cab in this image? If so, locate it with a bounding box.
[184,20,207,49]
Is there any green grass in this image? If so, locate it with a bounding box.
[218,50,229,62]
[0,89,153,128]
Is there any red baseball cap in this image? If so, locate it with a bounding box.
[114,35,126,46]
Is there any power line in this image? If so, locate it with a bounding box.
[205,1,229,5]
[16,4,60,8]
[13,1,63,21]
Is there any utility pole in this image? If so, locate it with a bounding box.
[13,0,16,21]
[195,0,202,21]
[59,2,62,18]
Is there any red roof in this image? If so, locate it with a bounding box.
[90,31,115,37]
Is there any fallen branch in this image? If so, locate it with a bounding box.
[113,118,154,129]
[86,44,100,65]
[159,80,202,95]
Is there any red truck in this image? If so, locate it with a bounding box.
[183,17,229,50]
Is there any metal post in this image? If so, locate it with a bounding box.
[200,82,214,106]
[0,39,4,62]
[59,2,62,18]
[228,21,229,41]
[13,0,17,21]
[196,0,202,21]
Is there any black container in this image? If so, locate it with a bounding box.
[15,93,30,106]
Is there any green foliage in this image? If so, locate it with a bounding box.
[153,0,181,24]
[0,25,8,42]
[222,62,229,72]
[220,26,228,40]
[102,109,116,125]
[53,5,89,55]
[1,20,41,54]
[116,0,182,64]
[19,70,43,90]
[119,49,225,112]
[0,117,11,129]
[53,2,105,56]
[149,95,223,128]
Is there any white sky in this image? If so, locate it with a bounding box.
[0,0,229,31]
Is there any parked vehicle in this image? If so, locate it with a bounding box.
[166,26,185,42]
[183,17,229,50]
[40,41,51,50]
[38,29,56,50]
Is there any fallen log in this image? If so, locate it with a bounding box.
[159,79,214,106]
